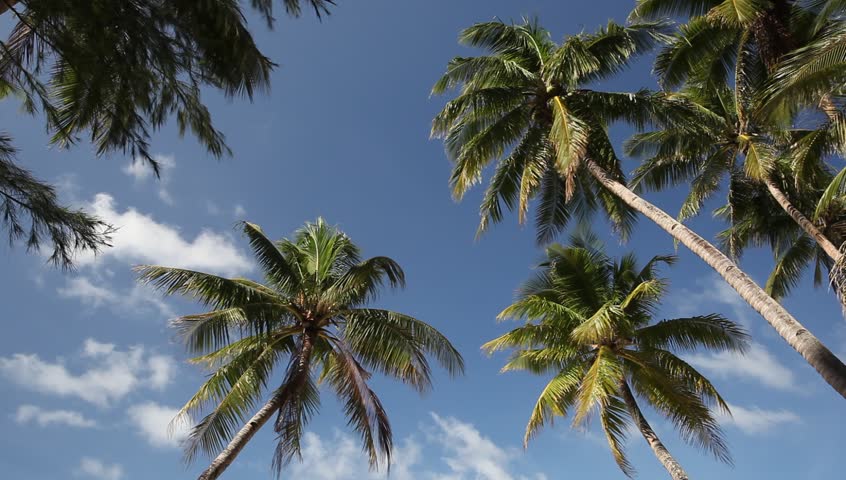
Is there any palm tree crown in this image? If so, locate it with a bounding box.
[431,18,679,243]
[138,219,463,478]
[484,236,748,478]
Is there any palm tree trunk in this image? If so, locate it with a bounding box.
[584,158,846,399]
[763,177,841,261]
[620,381,689,480]
[197,329,318,480]
[0,1,20,16]
[196,393,285,480]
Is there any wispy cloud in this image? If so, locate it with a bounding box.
[76,193,252,276]
[669,275,754,328]
[0,339,177,407]
[686,342,797,391]
[74,458,124,480]
[123,154,175,205]
[234,204,247,218]
[14,405,97,428]
[58,276,175,318]
[718,403,800,435]
[127,402,190,449]
[284,413,547,480]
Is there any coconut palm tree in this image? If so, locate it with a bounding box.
[633,0,846,254]
[0,0,337,267]
[137,219,463,480]
[626,58,846,301]
[483,237,748,480]
[713,169,846,300]
[431,18,846,398]
[764,19,846,262]
[629,0,816,74]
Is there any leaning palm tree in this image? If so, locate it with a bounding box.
[626,55,846,302]
[137,219,463,480]
[629,0,806,74]
[713,169,846,301]
[484,238,748,480]
[432,18,846,398]
[764,18,846,282]
[631,0,846,284]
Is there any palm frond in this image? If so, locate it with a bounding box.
[572,346,624,427]
[179,334,290,464]
[524,360,584,445]
[636,314,749,352]
[324,342,392,469]
[600,395,636,478]
[136,266,279,309]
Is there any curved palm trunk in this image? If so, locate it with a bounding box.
[0,1,20,16]
[620,381,689,480]
[197,329,318,480]
[196,392,285,480]
[763,177,841,261]
[584,158,846,399]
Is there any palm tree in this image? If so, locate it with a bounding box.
[483,237,748,480]
[631,0,846,264]
[137,219,463,480]
[431,19,846,398]
[629,0,799,66]
[0,0,336,267]
[626,54,846,301]
[763,19,846,269]
[713,169,846,301]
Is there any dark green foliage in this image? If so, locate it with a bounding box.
[432,18,685,244]
[0,0,337,266]
[0,134,110,268]
[484,238,748,476]
[138,219,463,475]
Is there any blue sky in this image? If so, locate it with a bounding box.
[1,1,844,479]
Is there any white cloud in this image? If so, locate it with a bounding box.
[123,154,175,205]
[718,403,800,435]
[15,405,96,428]
[75,458,124,480]
[58,276,175,318]
[58,277,117,307]
[206,200,221,216]
[148,356,176,389]
[670,275,753,327]
[123,159,158,182]
[687,342,797,391]
[285,414,546,480]
[429,413,522,480]
[127,402,190,448]
[0,339,177,407]
[76,193,251,276]
[234,204,247,218]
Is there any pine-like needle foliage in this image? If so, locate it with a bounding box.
[138,219,463,475]
[0,0,337,267]
[483,236,748,477]
[0,134,111,267]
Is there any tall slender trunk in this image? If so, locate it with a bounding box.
[197,329,318,480]
[620,381,689,480]
[763,177,841,261]
[0,1,21,16]
[584,158,846,399]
